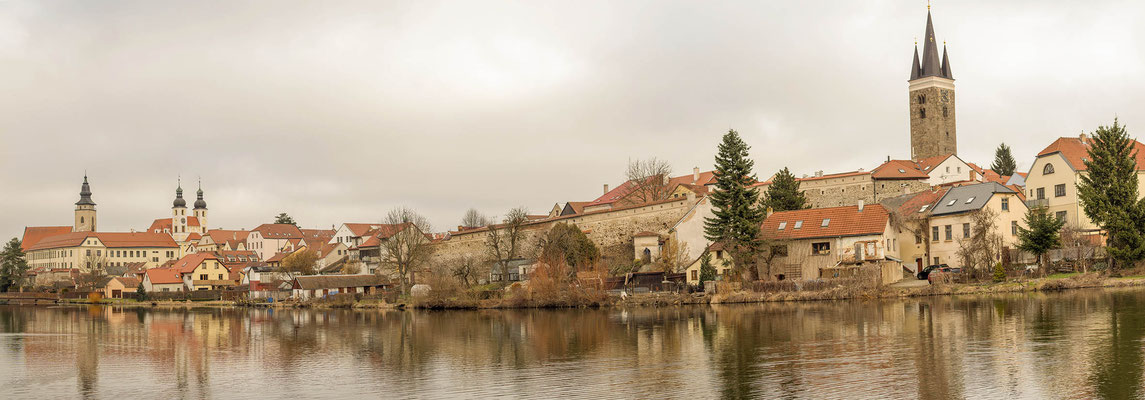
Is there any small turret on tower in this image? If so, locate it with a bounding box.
[74,175,97,232]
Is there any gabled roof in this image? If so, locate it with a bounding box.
[145,268,183,285]
[205,230,249,245]
[171,253,219,274]
[589,170,716,207]
[251,224,303,239]
[1036,136,1145,171]
[930,182,1017,217]
[341,223,380,237]
[871,159,930,180]
[913,154,956,173]
[21,226,73,251]
[266,252,293,263]
[147,217,200,233]
[762,204,889,241]
[109,277,141,288]
[357,223,413,249]
[881,188,949,217]
[27,232,178,251]
[561,201,592,216]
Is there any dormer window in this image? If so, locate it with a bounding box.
[1043,163,1055,175]
[821,219,830,227]
[918,205,929,213]
[778,222,787,230]
[965,197,975,204]
[794,221,803,229]
[947,199,957,206]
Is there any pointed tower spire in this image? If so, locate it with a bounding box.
[194,177,207,210]
[910,43,922,80]
[940,42,953,79]
[919,10,942,78]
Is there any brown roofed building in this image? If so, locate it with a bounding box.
[1025,134,1145,232]
[24,232,180,272]
[760,203,895,280]
[247,223,304,261]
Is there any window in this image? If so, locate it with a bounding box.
[1055,184,1066,197]
[200,274,207,281]
[1036,188,1045,200]
[691,270,698,281]
[934,257,940,265]
[794,221,803,229]
[770,245,788,257]
[932,226,939,241]
[915,234,923,244]
[778,222,787,230]
[218,274,224,280]
[918,95,926,104]
[965,197,975,204]
[812,242,831,255]
[920,108,926,118]
[945,225,952,241]
[942,106,948,118]
[1002,198,1009,211]
[821,219,830,227]
[1043,164,1055,175]
[947,199,957,206]
[963,223,971,238]
[919,205,929,213]
[1012,221,1019,236]
[946,166,950,173]
[1055,211,1067,221]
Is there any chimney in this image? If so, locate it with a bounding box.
[693,167,700,183]
[857,199,865,211]
[603,184,610,194]
[1080,133,1088,141]
[887,155,891,162]
[815,170,824,178]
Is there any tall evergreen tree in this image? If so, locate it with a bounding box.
[1017,206,1065,271]
[1077,119,1145,270]
[990,143,1018,176]
[0,238,28,292]
[273,212,297,226]
[704,129,766,281]
[763,167,807,212]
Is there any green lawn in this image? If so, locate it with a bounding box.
[1046,273,1080,280]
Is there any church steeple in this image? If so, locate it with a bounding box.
[907,7,957,161]
[74,174,97,232]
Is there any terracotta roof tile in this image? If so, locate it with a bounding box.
[589,170,716,206]
[145,268,183,285]
[762,204,889,240]
[21,226,73,251]
[27,232,178,251]
[252,224,303,239]
[170,253,218,274]
[1037,136,1145,171]
[871,160,930,180]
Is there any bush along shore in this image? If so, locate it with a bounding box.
[24,273,1145,310]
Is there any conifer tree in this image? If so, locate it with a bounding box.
[1017,206,1065,271]
[704,129,766,281]
[990,143,1018,177]
[0,238,27,292]
[1077,119,1145,270]
[698,252,716,286]
[763,167,807,212]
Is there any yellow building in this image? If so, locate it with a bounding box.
[1025,134,1145,233]
[926,182,1027,269]
[24,232,180,271]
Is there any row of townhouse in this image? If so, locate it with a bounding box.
[753,182,1028,279]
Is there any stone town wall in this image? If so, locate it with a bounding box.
[426,198,696,268]
[798,175,930,209]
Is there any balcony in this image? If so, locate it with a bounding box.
[1025,198,1048,209]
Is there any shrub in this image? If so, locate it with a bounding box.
[992,262,1006,283]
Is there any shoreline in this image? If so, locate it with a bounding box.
[13,273,1145,310]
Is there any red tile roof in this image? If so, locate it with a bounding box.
[1037,136,1145,171]
[147,217,200,233]
[563,201,592,215]
[590,170,716,206]
[145,268,183,285]
[887,188,949,216]
[871,160,930,180]
[357,223,413,248]
[252,224,303,239]
[27,232,178,251]
[171,253,219,273]
[342,223,380,237]
[762,204,889,240]
[21,226,73,251]
[205,230,249,245]
[110,277,141,288]
[913,154,954,173]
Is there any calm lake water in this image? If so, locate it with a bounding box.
[3,288,1145,399]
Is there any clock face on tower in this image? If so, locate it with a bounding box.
[181,217,186,224]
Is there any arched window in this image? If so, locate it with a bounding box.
[918,95,926,104]
[943,106,948,118]
[920,108,926,119]
[80,216,84,223]
[1043,163,1055,175]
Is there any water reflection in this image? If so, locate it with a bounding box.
[3,289,1145,398]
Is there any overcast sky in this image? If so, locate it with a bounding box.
[2,0,1143,239]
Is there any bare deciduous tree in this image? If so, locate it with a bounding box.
[657,239,690,274]
[450,255,483,287]
[461,208,490,228]
[340,259,363,275]
[381,207,433,295]
[277,249,318,278]
[955,208,1004,280]
[486,207,530,283]
[625,157,673,204]
[76,253,108,291]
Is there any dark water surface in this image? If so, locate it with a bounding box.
[3,288,1145,399]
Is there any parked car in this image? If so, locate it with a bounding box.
[928,266,964,284]
[917,264,948,280]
